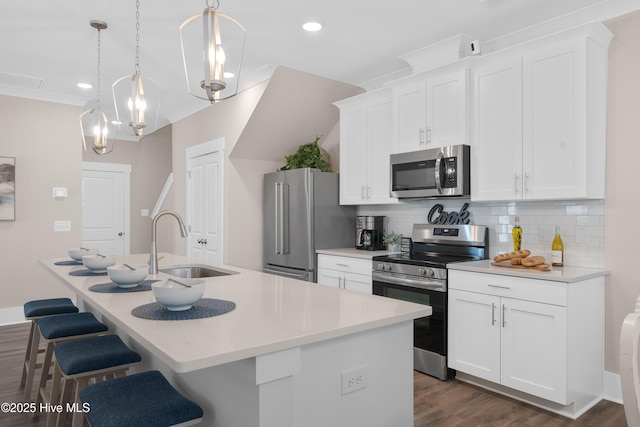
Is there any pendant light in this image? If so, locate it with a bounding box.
[179,0,246,103]
[112,0,162,137]
[79,20,117,155]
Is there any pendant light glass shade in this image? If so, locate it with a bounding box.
[112,0,162,137]
[179,3,246,103]
[80,20,117,154]
[112,72,161,137]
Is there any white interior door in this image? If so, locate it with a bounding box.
[186,139,224,265]
[82,162,131,256]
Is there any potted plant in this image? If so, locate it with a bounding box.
[383,231,403,253]
[279,136,331,172]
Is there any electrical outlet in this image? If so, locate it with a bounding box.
[54,220,72,232]
[341,365,368,395]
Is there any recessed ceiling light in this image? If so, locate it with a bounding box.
[302,22,323,32]
[77,82,93,89]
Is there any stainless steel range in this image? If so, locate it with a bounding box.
[372,223,487,380]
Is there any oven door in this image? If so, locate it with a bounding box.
[372,273,446,357]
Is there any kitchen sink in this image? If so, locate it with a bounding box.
[159,265,238,279]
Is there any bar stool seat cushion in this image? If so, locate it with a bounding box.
[38,312,108,340]
[80,370,203,427]
[24,298,78,318]
[55,335,141,376]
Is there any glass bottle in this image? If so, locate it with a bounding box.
[551,226,564,267]
[512,216,522,251]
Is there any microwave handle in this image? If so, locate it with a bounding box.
[434,152,444,194]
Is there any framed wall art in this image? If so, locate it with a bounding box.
[0,156,15,220]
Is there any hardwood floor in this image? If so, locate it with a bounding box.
[0,322,628,426]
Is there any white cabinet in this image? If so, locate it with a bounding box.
[448,269,603,409]
[317,254,372,294]
[335,90,397,205]
[392,67,469,154]
[471,23,612,201]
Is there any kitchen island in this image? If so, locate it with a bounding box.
[40,254,430,427]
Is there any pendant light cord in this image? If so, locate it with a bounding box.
[96,27,102,105]
[135,0,141,74]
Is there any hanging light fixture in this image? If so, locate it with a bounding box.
[112,0,162,137]
[79,20,117,155]
[179,0,246,103]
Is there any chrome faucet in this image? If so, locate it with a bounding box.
[149,210,188,274]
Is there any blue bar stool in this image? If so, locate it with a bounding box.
[79,370,204,427]
[46,334,142,427]
[21,298,79,401]
[33,312,109,412]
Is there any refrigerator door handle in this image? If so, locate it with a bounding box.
[275,182,282,254]
[282,182,289,254]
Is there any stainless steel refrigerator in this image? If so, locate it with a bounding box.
[263,168,355,282]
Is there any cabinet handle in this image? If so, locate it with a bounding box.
[502,304,507,327]
[524,173,530,194]
[336,263,349,267]
[491,303,496,326]
[488,284,511,290]
[514,174,519,194]
[426,126,432,144]
[419,128,425,145]
[366,186,371,199]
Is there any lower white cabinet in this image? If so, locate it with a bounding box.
[448,269,603,408]
[317,254,372,294]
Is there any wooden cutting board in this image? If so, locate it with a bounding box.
[491,261,551,272]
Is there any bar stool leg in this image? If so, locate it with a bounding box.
[45,360,63,427]
[34,341,55,414]
[20,320,37,387]
[23,322,42,401]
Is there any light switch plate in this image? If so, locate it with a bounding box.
[54,220,71,232]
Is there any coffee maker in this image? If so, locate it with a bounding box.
[356,216,386,250]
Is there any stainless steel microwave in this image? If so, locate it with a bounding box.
[390,144,470,199]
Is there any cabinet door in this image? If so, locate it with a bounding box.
[343,272,372,294]
[471,56,523,201]
[448,289,501,383]
[339,104,368,204]
[522,40,586,200]
[366,96,396,204]
[316,268,341,289]
[392,81,426,154]
[501,298,568,404]
[426,69,469,148]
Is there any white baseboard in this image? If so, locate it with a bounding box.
[0,306,27,326]
[603,370,623,404]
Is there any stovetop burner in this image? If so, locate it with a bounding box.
[373,223,488,269]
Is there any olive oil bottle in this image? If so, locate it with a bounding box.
[551,226,564,267]
[512,216,522,251]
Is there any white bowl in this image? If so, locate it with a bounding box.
[82,254,116,273]
[68,248,98,263]
[107,264,149,288]
[152,279,205,311]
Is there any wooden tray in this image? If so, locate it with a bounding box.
[491,261,551,272]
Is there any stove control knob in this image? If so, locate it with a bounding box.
[418,268,434,277]
[384,263,392,271]
[376,263,384,271]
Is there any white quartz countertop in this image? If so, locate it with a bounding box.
[40,254,430,373]
[316,247,396,259]
[448,259,609,283]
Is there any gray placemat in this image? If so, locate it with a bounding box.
[69,269,108,277]
[89,279,159,293]
[55,260,81,266]
[131,298,236,321]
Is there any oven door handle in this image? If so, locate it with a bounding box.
[372,271,446,292]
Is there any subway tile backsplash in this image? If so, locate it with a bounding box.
[357,199,605,268]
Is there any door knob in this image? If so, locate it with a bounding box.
[118,232,123,236]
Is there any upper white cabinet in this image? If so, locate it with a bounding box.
[335,90,397,205]
[391,66,470,154]
[471,23,612,201]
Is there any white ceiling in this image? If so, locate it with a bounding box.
[0,0,635,131]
